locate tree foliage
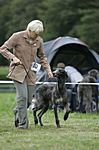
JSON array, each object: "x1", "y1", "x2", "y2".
[{"x1": 0, "y1": 0, "x2": 99, "y2": 66}]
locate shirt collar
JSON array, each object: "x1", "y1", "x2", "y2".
[{"x1": 23, "y1": 30, "x2": 39, "y2": 41}]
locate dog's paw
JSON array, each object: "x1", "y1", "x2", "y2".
[
  {"x1": 64, "y1": 111, "x2": 70, "y2": 121},
  {"x1": 34, "y1": 119, "x2": 38, "y2": 125}
]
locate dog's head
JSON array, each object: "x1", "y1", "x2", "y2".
[
  {"x1": 53, "y1": 68, "x2": 68, "y2": 80},
  {"x1": 88, "y1": 69, "x2": 98, "y2": 79}
]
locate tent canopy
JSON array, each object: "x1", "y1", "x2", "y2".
[{"x1": 37, "y1": 36, "x2": 99, "y2": 81}]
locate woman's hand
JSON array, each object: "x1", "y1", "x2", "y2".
[
  {"x1": 48, "y1": 71, "x2": 53, "y2": 78},
  {"x1": 12, "y1": 57, "x2": 22, "y2": 66}
]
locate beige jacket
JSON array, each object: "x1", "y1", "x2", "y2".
[{"x1": 0, "y1": 30, "x2": 51, "y2": 85}]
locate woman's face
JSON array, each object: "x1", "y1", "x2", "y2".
[{"x1": 28, "y1": 29, "x2": 39, "y2": 39}]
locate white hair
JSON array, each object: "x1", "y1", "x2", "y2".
[{"x1": 27, "y1": 20, "x2": 44, "y2": 34}]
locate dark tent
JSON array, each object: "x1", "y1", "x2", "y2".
[{"x1": 37, "y1": 36, "x2": 99, "y2": 81}]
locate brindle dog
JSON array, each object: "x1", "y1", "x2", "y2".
[{"x1": 32, "y1": 68, "x2": 70, "y2": 127}]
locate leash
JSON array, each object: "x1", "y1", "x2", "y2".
[
  {"x1": 22, "y1": 63, "x2": 36, "y2": 85},
  {"x1": 9, "y1": 63, "x2": 35, "y2": 84}
]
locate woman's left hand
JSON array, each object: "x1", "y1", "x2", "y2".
[{"x1": 48, "y1": 71, "x2": 53, "y2": 78}]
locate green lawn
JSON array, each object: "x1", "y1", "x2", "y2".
[
  {"x1": 0, "y1": 93, "x2": 99, "y2": 150},
  {"x1": 0, "y1": 66, "x2": 9, "y2": 80}
]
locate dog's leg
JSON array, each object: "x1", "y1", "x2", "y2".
[
  {"x1": 38, "y1": 104, "x2": 49, "y2": 126},
  {"x1": 64, "y1": 102, "x2": 70, "y2": 121},
  {"x1": 95, "y1": 86, "x2": 99, "y2": 113},
  {"x1": 33, "y1": 109, "x2": 38, "y2": 125},
  {"x1": 85, "y1": 100, "x2": 92, "y2": 113},
  {"x1": 32, "y1": 105, "x2": 43, "y2": 125},
  {"x1": 53, "y1": 104, "x2": 60, "y2": 128}
]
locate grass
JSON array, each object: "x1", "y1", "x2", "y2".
[
  {"x1": 0, "y1": 66, "x2": 9, "y2": 80},
  {"x1": 0, "y1": 66, "x2": 9, "y2": 75},
  {"x1": 0, "y1": 93, "x2": 99, "y2": 150}
]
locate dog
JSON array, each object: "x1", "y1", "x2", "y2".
[
  {"x1": 31, "y1": 68, "x2": 70, "y2": 127},
  {"x1": 77, "y1": 69, "x2": 99, "y2": 113}
]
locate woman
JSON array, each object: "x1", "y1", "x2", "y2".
[{"x1": 0, "y1": 20, "x2": 53, "y2": 129}]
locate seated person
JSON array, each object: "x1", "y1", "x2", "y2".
[
  {"x1": 65, "y1": 66, "x2": 83, "y2": 86},
  {"x1": 65, "y1": 65, "x2": 83, "y2": 112}
]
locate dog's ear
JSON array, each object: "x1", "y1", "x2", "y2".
[{"x1": 65, "y1": 71, "x2": 68, "y2": 78}]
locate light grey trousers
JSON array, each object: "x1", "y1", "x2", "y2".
[{"x1": 13, "y1": 79, "x2": 35, "y2": 129}]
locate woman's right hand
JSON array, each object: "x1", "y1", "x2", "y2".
[{"x1": 11, "y1": 57, "x2": 22, "y2": 66}]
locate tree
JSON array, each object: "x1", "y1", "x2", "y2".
[
  {"x1": 0, "y1": 0, "x2": 43, "y2": 65},
  {"x1": 0, "y1": 0, "x2": 99, "y2": 66},
  {"x1": 38, "y1": 0, "x2": 99, "y2": 52}
]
